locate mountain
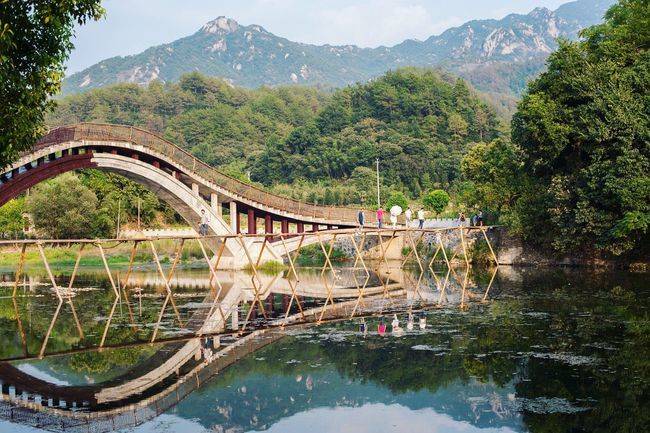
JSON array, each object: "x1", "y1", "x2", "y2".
[{"x1": 62, "y1": 0, "x2": 615, "y2": 111}]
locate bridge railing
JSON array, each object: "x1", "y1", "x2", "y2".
[{"x1": 35, "y1": 123, "x2": 363, "y2": 223}]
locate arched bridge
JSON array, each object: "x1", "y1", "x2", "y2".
[{"x1": 0, "y1": 123, "x2": 362, "y2": 267}]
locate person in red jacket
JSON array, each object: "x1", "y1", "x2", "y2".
[{"x1": 376, "y1": 207, "x2": 384, "y2": 229}]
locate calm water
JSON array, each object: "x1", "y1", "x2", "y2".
[{"x1": 0, "y1": 265, "x2": 647, "y2": 433}]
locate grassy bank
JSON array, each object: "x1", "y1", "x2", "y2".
[{"x1": 0, "y1": 239, "x2": 207, "y2": 269}]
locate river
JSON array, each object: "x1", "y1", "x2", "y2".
[{"x1": 0, "y1": 265, "x2": 646, "y2": 433}]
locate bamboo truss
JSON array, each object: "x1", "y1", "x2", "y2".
[{"x1": 1, "y1": 226, "x2": 499, "y2": 359}]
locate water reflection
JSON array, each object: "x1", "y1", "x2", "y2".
[{"x1": 0, "y1": 266, "x2": 647, "y2": 433}]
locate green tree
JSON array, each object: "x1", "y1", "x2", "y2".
[
  {"x1": 0, "y1": 0, "x2": 104, "y2": 167},
  {"x1": 511, "y1": 0, "x2": 649, "y2": 256},
  {"x1": 0, "y1": 197, "x2": 26, "y2": 237},
  {"x1": 385, "y1": 191, "x2": 409, "y2": 211},
  {"x1": 26, "y1": 173, "x2": 102, "y2": 239},
  {"x1": 423, "y1": 190, "x2": 450, "y2": 215},
  {"x1": 460, "y1": 139, "x2": 522, "y2": 226}
]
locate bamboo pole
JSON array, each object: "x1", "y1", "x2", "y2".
[
  {"x1": 37, "y1": 242, "x2": 62, "y2": 300},
  {"x1": 39, "y1": 300, "x2": 63, "y2": 358},
  {"x1": 12, "y1": 244, "x2": 27, "y2": 298},
  {"x1": 480, "y1": 227, "x2": 499, "y2": 266},
  {"x1": 97, "y1": 243, "x2": 119, "y2": 298},
  {"x1": 67, "y1": 244, "x2": 86, "y2": 291},
  {"x1": 148, "y1": 241, "x2": 182, "y2": 324}
]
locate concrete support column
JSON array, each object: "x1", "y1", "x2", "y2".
[
  {"x1": 247, "y1": 209, "x2": 256, "y2": 234},
  {"x1": 231, "y1": 305, "x2": 239, "y2": 330},
  {"x1": 211, "y1": 193, "x2": 221, "y2": 217},
  {"x1": 191, "y1": 183, "x2": 199, "y2": 196},
  {"x1": 229, "y1": 202, "x2": 238, "y2": 233},
  {"x1": 297, "y1": 222, "x2": 304, "y2": 233},
  {"x1": 264, "y1": 214, "x2": 273, "y2": 234}
]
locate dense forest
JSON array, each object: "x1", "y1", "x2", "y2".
[{"x1": 49, "y1": 67, "x2": 503, "y2": 206}]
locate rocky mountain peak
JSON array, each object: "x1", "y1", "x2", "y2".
[
  {"x1": 202, "y1": 16, "x2": 239, "y2": 35},
  {"x1": 528, "y1": 7, "x2": 554, "y2": 19}
]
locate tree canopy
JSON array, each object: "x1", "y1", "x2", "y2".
[
  {"x1": 0, "y1": 0, "x2": 104, "y2": 168},
  {"x1": 509, "y1": 0, "x2": 649, "y2": 256}
]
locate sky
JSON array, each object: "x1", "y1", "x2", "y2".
[{"x1": 65, "y1": 0, "x2": 570, "y2": 74}]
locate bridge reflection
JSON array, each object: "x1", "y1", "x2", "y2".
[{"x1": 0, "y1": 263, "x2": 498, "y2": 432}]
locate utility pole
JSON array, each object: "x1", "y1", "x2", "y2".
[
  {"x1": 137, "y1": 198, "x2": 141, "y2": 232},
  {"x1": 116, "y1": 198, "x2": 121, "y2": 239},
  {"x1": 375, "y1": 158, "x2": 381, "y2": 207}
]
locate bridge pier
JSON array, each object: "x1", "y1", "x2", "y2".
[
  {"x1": 229, "y1": 202, "x2": 238, "y2": 233},
  {"x1": 247, "y1": 209, "x2": 256, "y2": 234},
  {"x1": 264, "y1": 214, "x2": 273, "y2": 234},
  {"x1": 211, "y1": 193, "x2": 221, "y2": 217}
]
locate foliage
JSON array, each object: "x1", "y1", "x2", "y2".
[
  {"x1": 510, "y1": 0, "x2": 649, "y2": 256},
  {"x1": 460, "y1": 139, "x2": 523, "y2": 226},
  {"x1": 0, "y1": 0, "x2": 103, "y2": 167},
  {"x1": 0, "y1": 197, "x2": 26, "y2": 237},
  {"x1": 49, "y1": 68, "x2": 503, "y2": 208},
  {"x1": 423, "y1": 189, "x2": 450, "y2": 215},
  {"x1": 385, "y1": 191, "x2": 409, "y2": 211},
  {"x1": 252, "y1": 68, "x2": 502, "y2": 198},
  {"x1": 25, "y1": 172, "x2": 104, "y2": 239}
]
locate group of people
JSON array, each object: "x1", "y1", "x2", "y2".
[
  {"x1": 359, "y1": 313, "x2": 427, "y2": 336},
  {"x1": 357, "y1": 206, "x2": 427, "y2": 229},
  {"x1": 457, "y1": 210, "x2": 484, "y2": 227}
]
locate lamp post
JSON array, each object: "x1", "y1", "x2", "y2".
[{"x1": 375, "y1": 157, "x2": 381, "y2": 207}]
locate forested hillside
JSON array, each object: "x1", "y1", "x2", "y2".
[{"x1": 49, "y1": 68, "x2": 503, "y2": 206}]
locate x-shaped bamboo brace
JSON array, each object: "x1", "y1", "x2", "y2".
[
  {"x1": 280, "y1": 235, "x2": 305, "y2": 326},
  {"x1": 37, "y1": 242, "x2": 62, "y2": 301},
  {"x1": 437, "y1": 268, "x2": 451, "y2": 306},
  {"x1": 38, "y1": 299, "x2": 63, "y2": 358},
  {"x1": 149, "y1": 240, "x2": 185, "y2": 342},
  {"x1": 352, "y1": 231, "x2": 367, "y2": 270},
  {"x1": 401, "y1": 230, "x2": 426, "y2": 270},
  {"x1": 317, "y1": 233, "x2": 338, "y2": 323},
  {"x1": 236, "y1": 234, "x2": 268, "y2": 332},
  {"x1": 427, "y1": 232, "x2": 451, "y2": 273},
  {"x1": 197, "y1": 238, "x2": 229, "y2": 331}
]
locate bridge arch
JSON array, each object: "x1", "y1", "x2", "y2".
[{"x1": 0, "y1": 123, "x2": 362, "y2": 266}]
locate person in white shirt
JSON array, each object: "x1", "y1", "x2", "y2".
[
  {"x1": 199, "y1": 209, "x2": 210, "y2": 236},
  {"x1": 405, "y1": 207, "x2": 412, "y2": 228},
  {"x1": 417, "y1": 208, "x2": 425, "y2": 229}
]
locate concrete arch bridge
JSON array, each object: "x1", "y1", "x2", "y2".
[{"x1": 0, "y1": 123, "x2": 364, "y2": 268}]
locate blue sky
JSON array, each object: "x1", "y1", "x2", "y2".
[{"x1": 66, "y1": 0, "x2": 570, "y2": 74}]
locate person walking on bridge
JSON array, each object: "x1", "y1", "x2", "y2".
[
  {"x1": 405, "y1": 207, "x2": 412, "y2": 229},
  {"x1": 199, "y1": 209, "x2": 210, "y2": 236},
  {"x1": 417, "y1": 208, "x2": 425, "y2": 229},
  {"x1": 358, "y1": 209, "x2": 365, "y2": 228},
  {"x1": 376, "y1": 207, "x2": 384, "y2": 229}
]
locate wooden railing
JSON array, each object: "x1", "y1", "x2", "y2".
[{"x1": 34, "y1": 123, "x2": 364, "y2": 223}]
